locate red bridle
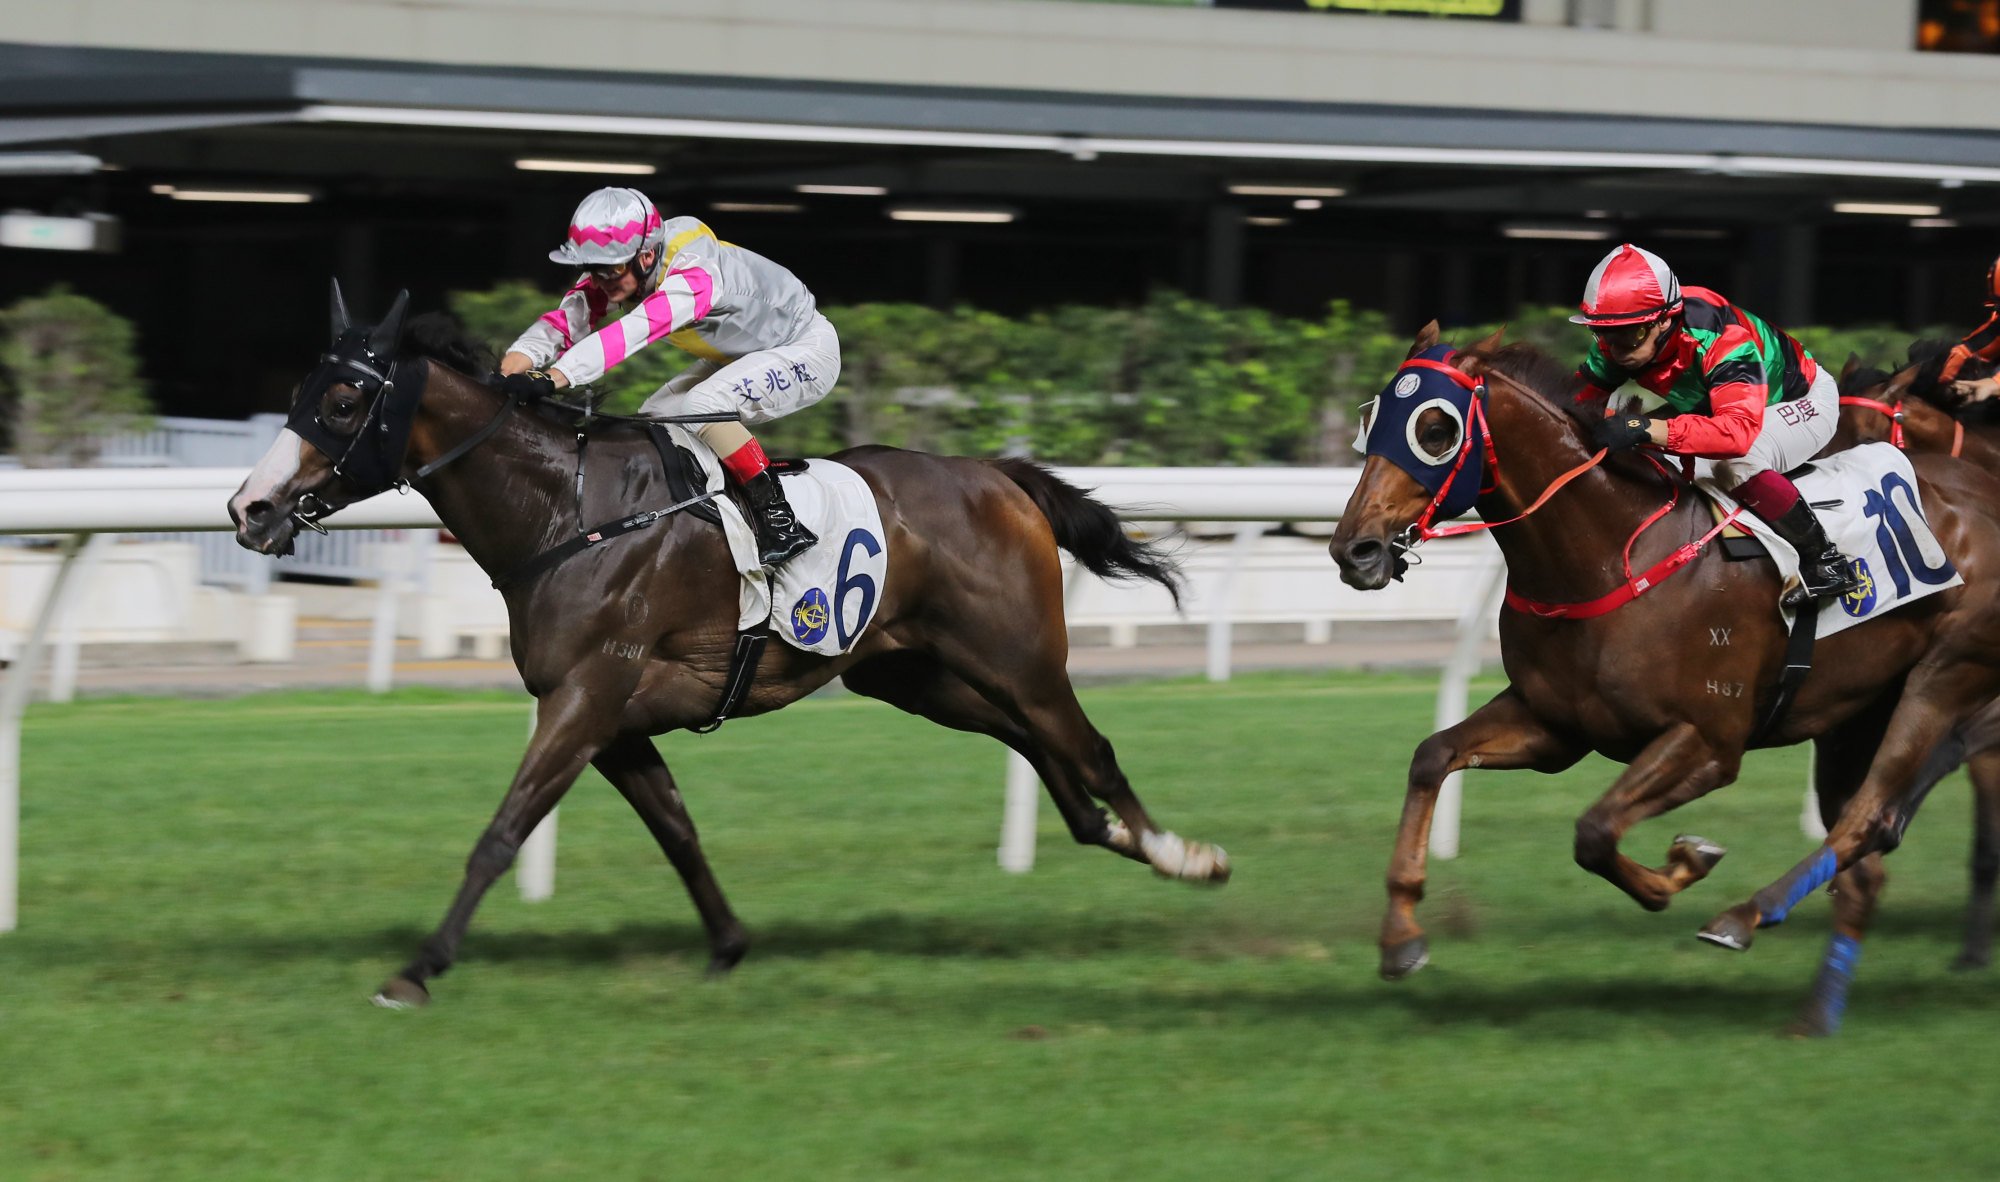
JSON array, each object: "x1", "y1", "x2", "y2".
[
  {"x1": 1838, "y1": 395, "x2": 1963, "y2": 458},
  {"x1": 1398, "y1": 369, "x2": 1741, "y2": 620}
]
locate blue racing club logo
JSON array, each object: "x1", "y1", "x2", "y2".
[
  {"x1": 1840, "y1": 558, "x2": 1877, "y2": 618},
  {"x1": 791, "y1": 587, "x2": 831, "y2": 644}
]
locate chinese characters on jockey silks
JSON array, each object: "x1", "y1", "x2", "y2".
[{"x1": 498, "y1": 186, "x2": 841, "y2": 569}]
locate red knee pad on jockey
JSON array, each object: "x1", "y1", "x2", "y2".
[
  {"x1": 1731, "y1": 469, "x2": 1801, "y2": 521},
  {"x1": 720, "y1": 438, "x2": 771, "y2": 485}
]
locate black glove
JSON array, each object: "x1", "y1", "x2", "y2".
[
  {"x1": 496, "y1": 369, "x2": 556, "y2": 402},
  {"x1": 1592, "y1": 413, "x2": 1655, "y2": 451}
]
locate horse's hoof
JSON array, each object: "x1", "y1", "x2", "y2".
[
  {"x1": 1142, "y1": 832, "x2": 1231, "y2": 885},
  {"x1": 1782, "y1": 1014, "x2": 1839, "y2": 1039},
  {"x1": 1950, "y1": 950, "x2": 1990, "y2": 973},
  {"x1": 705, "y1": 939, "x2": 749, "y2": 979},
  {"x1": 1669, "y1": 834, "x2": 1728, "y2": 877},
  {"x1": 1381, "y1": 937, "x2": 1430, "y2": 981},
  {"x1": 1696, "y1": 909, "x2": 1757, "y2": 951},
  {"x1": 371, "y1": 977, "x2": 430, "y2": 1009}
]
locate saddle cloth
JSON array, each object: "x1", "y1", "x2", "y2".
[
  {"x1": 1695, "y1": 441, "x2": 1962, "y2": 639},
  {"x1": 661, "y1": 424, "x2": 889, "y2": 656}
]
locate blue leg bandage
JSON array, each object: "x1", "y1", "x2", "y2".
[{"x1": 1763, "y1": 845, "x2": 1839, "y2": 926}]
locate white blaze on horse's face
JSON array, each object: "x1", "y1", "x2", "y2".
[{"x1": 230, "y1": 428, "x2": 308, "y2": 523}]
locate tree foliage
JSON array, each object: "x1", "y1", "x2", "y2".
[{"x1": 0, "y1": 286, "x2": 153, "y2": 467}]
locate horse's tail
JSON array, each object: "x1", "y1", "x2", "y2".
[{"x1": 987, "y1": 457, "x2": 1185, "y2": 609}]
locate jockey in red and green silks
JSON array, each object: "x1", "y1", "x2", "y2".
[{"x1": 1571, "y1": 243, "x2": 1862, "y2": 606}]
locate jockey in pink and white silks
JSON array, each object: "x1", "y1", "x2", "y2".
[{"x1": 498, "y1": 187, "x2": 838, "y2": 568}]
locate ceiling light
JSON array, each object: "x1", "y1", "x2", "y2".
[
  {"x1": 795, "y1": 184, "x2": 888, "y2": 196},
  {"x1": 1500, "y1": 222, "x2": 1613, "y2": 241},
  {"x1": 0, "y1": 212, "x2": 120, "y2": 252},
  {"x1": 1229, "y1": 184, "x2": 1348, "y2": 198},
  {"x1": 1912, "y1": 217, "x2": 1959, "y2": 228},
  {"x1": 159, "y1": 187, "x2": 314, "y2": 204},
  {"x1": 1245, "y1": 216, "x2": 1291, "y2": 227},
  {"x1": 0, "y1": 152, "x2": 102, "y2": 176},
  {"x1": 886, "y1": 207, "x2": 1017, "y2": 224},
  {"x1": 1832, "y1": 201, "x2": 1942, "y2": 216},
  {"x1": 1293, "y1": 198, "x2": 1323, "y2": 211},
  {"x1": 515, "y1": 158, "x2": 655, "y2": 175},
  {"x1": 711, "y1": 201, "x2": 805, "y2": 214}
]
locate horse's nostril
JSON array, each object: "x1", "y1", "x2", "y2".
[
  {"x1": 1346, "y1": 538, "x2": 1384, "y2": 567},
  {"x1": 244, "y1": 500, "x2": 273, "y2": 527}
]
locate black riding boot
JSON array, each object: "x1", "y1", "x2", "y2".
[
  {"x1": 742, "y1": 469, "x2": 817, "y2": 569},
  {"x1": 1767, "y1": 498, "x2": 1863, "y2": 608}
]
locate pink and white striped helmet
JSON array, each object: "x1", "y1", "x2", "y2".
[{"x1": 548, "y1": 187, "x2": 666, "y2": 267}]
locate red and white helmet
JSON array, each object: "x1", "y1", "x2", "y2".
[
  {"x1": 1571, "y1": 243, "x2": 1683, "y2": 327},
  {"x1": 548, "y1": 187, "x2": 666, "y2": 267}
]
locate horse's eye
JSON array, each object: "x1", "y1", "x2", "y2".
[{"x1": 1420, "y1": 420, "x2": 1458, "y2": 456}]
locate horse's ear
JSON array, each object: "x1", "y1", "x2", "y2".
[
  {"x1": 1841, "y1": 352, "x2": 1861, "y2": 382},
  {"x1": 330, "y1": 278, "x2": 351, "y2": 340},
  {"x1": 369, "y1": 289, "x2": 410, "y2": 356},
  {"x1": 1472, "y1": 325, "x2": 1506, "y2": 355},
  {"x1": 1408, "y1": 320, "x2": 1440, "y2": 358}
]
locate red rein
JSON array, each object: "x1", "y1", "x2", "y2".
[
  {"x1": 1839, "y1": 395, "x2": 1963, "y2": 458},
  {"x1": 1407, "y1": 383, "x2": 1738, "y2": 620}
]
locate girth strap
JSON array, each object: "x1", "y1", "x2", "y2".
[
  {"x1": 691, "y1": 621, "x2": 770, "y2": 734},
  {"x1": 1750, "y1": 597, "x2": 1819, "y2": 745}
]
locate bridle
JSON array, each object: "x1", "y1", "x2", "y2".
[
  {"x1": 1379, "y1": 363, "x2": 1740, "y2": 620},
  {"x1": 1839, "y1": 393, "x2": 1963, "y2": 458}
]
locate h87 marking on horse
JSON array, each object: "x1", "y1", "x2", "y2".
[{"x1": 228, "y1": 285, "x2": 1230, "y2": 1008}]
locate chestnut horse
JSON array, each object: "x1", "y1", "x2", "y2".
[
  {"x1": 1330, "y1": 323, "x2": 2000, "y2": 1035},
  {"x1": 229, "y1": 288, "x2": 1229, "y2": 1008},
  {"x1": 1833, "y1": 348, "x2": 2000, "y2": 970}
]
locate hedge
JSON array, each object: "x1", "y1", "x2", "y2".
[{"x1": 447, "y1": 281, "x2": 1956, "y2": 466}]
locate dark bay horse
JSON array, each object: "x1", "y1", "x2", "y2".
[
  {"x1": 1833, "y1": 350, "x2": 2000, "y2": 970},
  {"x1": 229, "y1": 289, "x2": 1229, "y2": 1008},
  {"x1": 1330, "y1": 323, "x2": 2000, "y2": 1035}
]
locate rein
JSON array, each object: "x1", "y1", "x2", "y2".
[
  {"x1": 1392, "y1": 369, "x2": 1739, "y2": 620},
  {"x1": 395, "y1": 377, "x2": 742, "y2": 591},
  {"x1": 1839, "y1": 394, "x2": 1963, "y2": 458}
]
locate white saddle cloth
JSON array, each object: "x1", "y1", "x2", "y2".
[
  {"x1": 663, "y1": 424, "x2": 889, "y2": 656},
  {"x1": 1695, "y1": 441, "x2": 1962, "y2": 639}
]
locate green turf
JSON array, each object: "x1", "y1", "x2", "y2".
[{"x1": 3, "y1": 672, "x2": 1996, "y2": 1180}]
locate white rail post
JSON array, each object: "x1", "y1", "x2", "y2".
[
  {"x1": 1430, "y1": 545, "x2": 1506, "y2": 861},
  {"x1": 1, "y1": 532, "x2": 93, "y2": 933},
  {"x1": 1206, "y1": 523, "x2": 1269, "y2": 683},
  {"x1": 1801, "y1": 748, "x2": 1827, "y2": 839},
  {"x1": 518, "y1": 701, "x2": 557, "y2": 901},
  {"x1": 998, "y1": 559, "x2": 1090, "y2": 872},
  {"x1": 47, "y1": 532, "x2": 110, "y2": 705}
]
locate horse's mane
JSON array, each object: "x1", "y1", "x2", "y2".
[
  {"x1": 399, "y1": 309, "x2": 656, "y2": 435},
  {"x1": 404, "y1": 311, "x2": 496, "y2": 380},
  {"x1": 1458, "y1": 341, "x2": 1595, "y2": 426},
  {"x1": 1842, "y1": 362, "x2": 1895, "y2": 396}
]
